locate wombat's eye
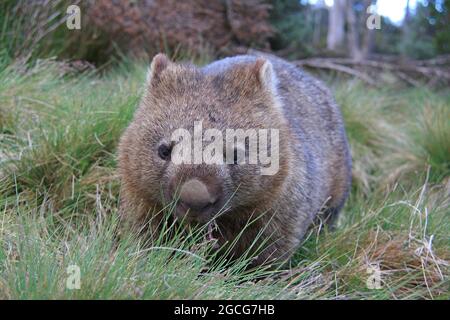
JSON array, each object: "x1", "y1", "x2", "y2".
[{"x1": 158, "y1": 143, "x2": 172, "y2": 160}]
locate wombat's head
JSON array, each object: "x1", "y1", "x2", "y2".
[{"x1": 118, "y1": 54, "x2": 290, "y2": 224}]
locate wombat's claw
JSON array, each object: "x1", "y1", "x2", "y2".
[{"x1": 206, "y1": 221, "x2": 220, "y2": 249}]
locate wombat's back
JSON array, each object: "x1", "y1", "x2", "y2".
[{"x1": 203, "y1": 53, "x2": 352, "y2": 222}]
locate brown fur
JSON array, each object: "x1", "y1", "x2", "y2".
[{"x1": 118, "y1": 52, "x2": 352, "y2": 266}]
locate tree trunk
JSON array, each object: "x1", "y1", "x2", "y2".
[
  {"x1": 313, "y1": 6, "x2": 323, "y2": 47},
  {"x1": 327, "y1": 0, "x2": 346, "y2": 52},
  {"x1": 361, "y1": 0, "x2": 377, "y2": 59},
  {"x1": 404, "y1": 0, "x2": 411, "y2": 25},
  {"x1": 346, "y1": 0, "x2": 362, "y2": 60}
]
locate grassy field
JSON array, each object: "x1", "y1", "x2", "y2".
[{"x1": 0, "y1": 58, "x2": 448, "y2": 299}]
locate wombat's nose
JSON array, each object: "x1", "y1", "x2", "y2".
[{"x1": 179, "y1": 178, "x2": 217, "y2": 211}]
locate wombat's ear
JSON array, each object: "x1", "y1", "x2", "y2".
[
  {"x1": 253, "y1": 58, "x2": 278, "y2": 95},
  {"x1": 146, "y1": 53, "x2": 171, "y2": 86}
]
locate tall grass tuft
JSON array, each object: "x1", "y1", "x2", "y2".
[
  {"x1": 412, "y1": 102, "x2": 450, "y2": 182},
  {"x1": 0, "y1": 62, "x2": 448, "y2": 299}
]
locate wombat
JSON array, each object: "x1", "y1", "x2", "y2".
[{"x1": 118, "y1": 52, "x2": 352, "y2": 266}]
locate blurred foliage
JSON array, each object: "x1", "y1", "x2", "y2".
[
  {"x1": 0, "y1": 0, "x2": 273, "y2": 67},
  {"x1": 0, "y1": 0, "x2": 106, "y2": 66},
  {"x1": 1, "y1": 0, "x2": 449, "y2": 66},
  {"x1": 269, "y1": 0, "x2": 450, "y2": 60},
  {"x1": 429, "y1": 0, "x2": 450, "y2": 53},
  {"x1": 397, "y1": 0, "x2": 450, "y2": 59},
  {"x1": 268, "y1": 0, "x2": 316, "y2": 57}
]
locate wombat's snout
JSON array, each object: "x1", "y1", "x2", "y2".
[
  {"x1": 174, "y1": 178, "x2": 222, "y2": 221},
  {"x1": 180, "y1": 179, "x2": 217, "y2": 209}
]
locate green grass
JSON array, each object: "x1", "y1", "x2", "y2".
[{"x1": 0, "y1": 60, "x2": 448, "y2": 299}]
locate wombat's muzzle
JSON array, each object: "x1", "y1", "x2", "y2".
[{"x1": 171, "y1": 177, "x2": 223, "y2": 223}]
